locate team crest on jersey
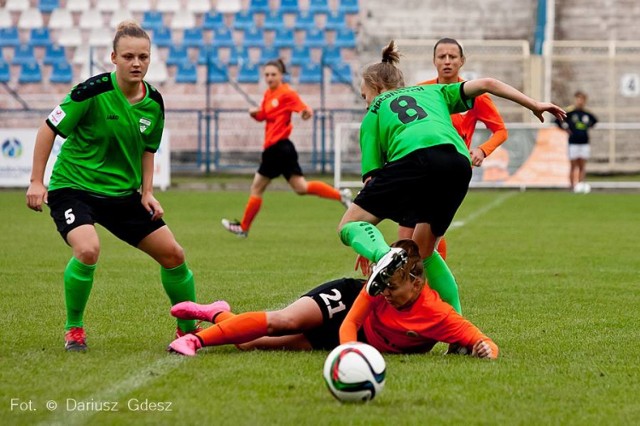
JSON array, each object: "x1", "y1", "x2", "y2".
[
  {"x1": 47, "y1": 105, "x2": 66, "y2": 127},
  {"x1": 271, "y1": 98, "x2": 279, "y2": 108},
  {"x1": 139, "y1": 117, "x2": 151, "y2": 133}
]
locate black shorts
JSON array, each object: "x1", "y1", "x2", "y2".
[
  {"x1": 257, "y1": 139, "x2": 304, "y2": 180},
  {"x1": 47, "y1": 188, "x2": 166, "y2": 246},
  {"x1": 302, "y1": 277, "x2": 368, "y2": 350},
  {"x1": 354, "y1": 144, "x2": 472, "y2": 237}
]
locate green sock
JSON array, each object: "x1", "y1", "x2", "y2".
[
  {"x1": 423, "y1": 251, "x2": 462, "y2": 314},
  {"x1": 64, "y1": 257, "x2": 96, "y2": 330},
  {"x1": 339, "y1": 221, "x2": 390, "y2": 262},
  {"x1": 161, "y1": 263, "x2": 197, "y2": 333}
]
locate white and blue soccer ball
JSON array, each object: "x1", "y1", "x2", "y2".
[
  {"x1": 574, "y1": 182, "x2": 592, "y2": 194},
  {"x1": 323, "y1": 342, "x2": 386, "y2": 403}
]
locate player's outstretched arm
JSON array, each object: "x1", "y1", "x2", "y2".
[
  {"x1": 471, "y1": 339, "x2": 499, "y2": 359},
  {"x1": 26, "y1": 123, "x2": 56, "y2": 212}
]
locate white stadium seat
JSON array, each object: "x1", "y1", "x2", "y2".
[
  {"x1": 48, "y1": 9, "x2": 74, "y2": 30},
  {"x1": 88, "y1": 27, "x2": 113, "y2": 47},
  {"x1": 216, "y1": 0, "x2": 242, "y2": 14},
  {"x1": 110, "y1": 9, "x2": 134, "y2": 29},
  {"x1": 57, "y1": 27, "x2": 83, "y2": 47},
  {"x1": 65, "y1": 0, "x2": 91, "y2": 12},
  {"x1": 17, "y1": 8, "x2": 44, "y2": 30},
  {"x1": 187, "y1": 0, "x2": 212, "y2": 14},
  {"x1": 79, "y1": 9, "x2": 105, "y2": 30},
  {"x1": 126, "y1": 0, "x2": 153, "y2": 13},
  {"x1": 157, "y1": 0, "x2": 181, "y2": 13},
  {"x1": 96, "y1": 0, "x2": 122, "y2": 13},
  {"x1": 171, "y1": 10, "x2": 196, "y2": 29},
  {"x1": 0, "y1": 9, "x2": 13, "y2": 28},
  {"x1": 6, "y1": 0, "x2": 30, "y2": 12}
]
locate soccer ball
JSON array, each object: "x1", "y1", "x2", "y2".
[
  {"x1": 323, "y1": 342, "x2": 386, "y2": 403},
  {"x1": 573, "y1": 182, "x2": 591, "y2": 194}
]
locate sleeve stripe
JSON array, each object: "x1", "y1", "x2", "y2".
[{"x1": 45, "y1": 119, "x2": 68, "y2": 139}]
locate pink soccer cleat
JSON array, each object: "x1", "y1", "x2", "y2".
[
  {"x1": 168, "y1": 334, "x2": 202, "y2": 356},
  {"x1": 171, "y1": 300, "x2": 231, "y2": 323}
]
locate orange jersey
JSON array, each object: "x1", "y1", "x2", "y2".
[
  {"x1": 419, "y1": 78, "x2": 507, "y2": 156},
  {"x1": 340, "y1": 285, "x2": 499, "y2": 357},
  {"x1": 252, "y1": 83, "x2": 310, "y2": 149}
]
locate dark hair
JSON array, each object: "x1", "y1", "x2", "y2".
[
  {"x1": 113, "y1": 20, "x2": 150, "y2": 52},
  {"x1": 390, "y1": 239, "x2": 424, "y2": 281},
  {"x1": 361, "y1": 40, "x2": 405, "y2": 93},
  {"x1": 433, "y1": 37, "x2": 464, "y2": 59},
  {"x1": 574, "y1": 90, "x2": 587, "y2": 98},
  {"x1": 265, "y1": 58, "x2": 287, "y2": 75}
]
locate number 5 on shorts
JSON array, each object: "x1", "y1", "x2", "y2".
[{"x1": 65, "y1": 208, "x2": 76, "y2": 224}]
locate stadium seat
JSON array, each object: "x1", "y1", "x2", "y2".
[
  {"x1": 96, "y1": 0, "x2": 120, "y2": 13},
  {"x1": 0, "y1": 9, "x2": 12, "y2": 28},
  {"x1": 88, "y1": 28, "x2": 112, "y2": 47},
  {"x1": 183, "y1": 27, "x2": 205, "y2": 48},
  {"x1": 330, "y1": 61, "x2": 351, "y2": 83},
  {"x1": 304, "y1": 28, "x2": 325, "y2": 48},
  {"x1": 298, "y1": 61, "x2": 322, "y2": 84},
  {"x1": 79, "y1": 10, "x2": 104, "y2": 30},
  {"x1": 186, "y1": 0, "x2": 211, "y2": 14},
  {"x1": 290, "y1": 46, "x2": 311, "y2": 66},
  {"x1": 213, "y1": 27, "x2": 235, "y2": 48},
  {"x1": 0, "y1": 58, "x2": 9, "y2": 83},
  {"x1": 237, "y1": 61, "x2": 260, "y2": 83},
  {"x1": 227, "y1": 46, "x2": 249, "y2": 66},
  {"x1": 216, "y1": 0, "x2": 242, "y2": 14},
  {"x1": 152, "y1": 26, "x2": 173, "y2": 47},
  {"x1": 249, "y1": 0, "x2": 270, "y2": 14},
  {"x1": 260, "y1": 46, "x2": 279, "y2": 63},
  {"x1": 6, "y1": 0, "x2": 30, "y2": 12},
  {"x1": 50, "y1": 60, "x2": 73, "y2": 84},
  {"x1": 207, "y1": 62, "x2": 230, "y2": 83},
  {"x1": 273, "y1": 28, "x2": 295, "y2": 49},
  {"x1": 334, "y1": 27, "x2": 356, "y2": 48},
  {"x1": 57, "y1": 27, "x2": 82, "y2": 47},
  {"x1": 12, "y1": 44, "x2": 36, "y2": 66},
  {"x1": 233, "y1": 10, "x2": 255, "y2": 31},
  {"x1": 279, "y1": 0, "x2": 299, "y2": 14},
  {"x1": 308, "y1": 0, "x2": 330, "y2": 14},
  {"x1": 325, "y1": 11, "x2": 347, "y2": 31},
  {"x1": 43, "y1": 44, "x2": 67, "y2": 65},
  {"x1": 157, "y1": 0, "x2": 181, "y2": 13},
  {"x1": 166, "y1": 45, "x2": 189, "y2": 66},
  {"x1": 48, "y1": 9, "x2": 73, "y2": 30},
  {"x1": 39, "y1": 0, "x2": 60, "y2": 14},
  {"x1": 338, "y1": 0, "x2": 359, "y2": 14},
  {"x1": 198, "y1": 45, "x2": 219, "y2": 65},
  {"x1": 18, "y1": 8, "x2": 44, "y2": 29},
  {"x1": 203, "y1": 11, "x2": 226, "y2": 31},
  {"x1": 65, "y1": 0, "x2": 90, "y2": 12},
  {"x1": 321, "y1": 45, "x2": 342, "y2": 65},
  {"x1": 171, "y1": 10, "x2": 196, "y2": 29},
  {"x1": 175, "y1": 61, "x2": 198, "y2": 84},
  {"x1": 18, "y1": 61, "x2": 42, "y2": 83},
  {"x1": 142, "y1": 11, "x2": 164, "y2": 32},
  {"x1": 29, "y1": 28, "x2": 53, "y2": 48},
  {"x1": 294, "y1": 11, "x2": 316, "y2": 31},
  {"x1": 0, "y1": 27, "x2": 20, "y2": 48},
  {"x1": 127, "y1": 0, "x2": 152, "y2": 13},
  {"x1": 145, "y1": 58, "x2": 168, "y2": 84},
  {"x1": 110, "y1": 9, "x2": 134, "y2": 29},
  {"x1": 263, "y1": 10, "x2": 284, "y2": 31},
  {"x1": 242, "y1": 27, "x2": 265, "y2": 48}
]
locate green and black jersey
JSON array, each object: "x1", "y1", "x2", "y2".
[
  {"x1": 46, "y1": 72, "x2": 165, "y2": 196},
  {"x1": 359, "y1": 83, "x2": 473, "y2": 179}
]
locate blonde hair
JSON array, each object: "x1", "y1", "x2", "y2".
[
  {"x1": 362, "y1": 40, "x2": 405, "y2": 94},
  {"x1": 112, "y1": 20, "x2": 150, "y2": 52}
]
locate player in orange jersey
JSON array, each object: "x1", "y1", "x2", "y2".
[
  {"x1": 168, "y1": 239, "x2": 498, "y2": 359},
  {"x1": 221, "y1": 59, "x2": 351, "y2": 238}
]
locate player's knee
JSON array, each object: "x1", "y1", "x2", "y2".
[
  {"x1": 74, "y1": 245, "x2": 100, "y2": 264},
  {"x1": 267, "y1": 311, "x2": 302, "y2": 334},
  {"x1": 162, "y1": 244, "x2": 186, "y2": 268},
  {"x1": 293, "y1": 187, "x2": 306, "y2": 195}
]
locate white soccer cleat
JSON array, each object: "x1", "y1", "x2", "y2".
[
  {"x1": 365, "y1": 248, "x2": 408, "y2": 296},
  {"x1": 221, "y1": 218, "x2": 248, "y2": 238},
  {"x1": 339, "y1": 188, "x2": 353, "y2": 209}
]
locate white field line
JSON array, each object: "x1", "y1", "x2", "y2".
[{"x1": 448, "y1": 192, "x2": 518, "y2": 231}]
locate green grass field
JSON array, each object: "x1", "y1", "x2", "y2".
[{"x1": 1, "y1": 186, "x2": 639, "y2": 425}]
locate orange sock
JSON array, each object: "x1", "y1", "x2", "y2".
[
  {"x1": 213, "y1": 311, "x2": 235, "y2": 324},
  {"x1": 196, "y1": 312, "x2": 268, "y2": 346},
  {"x1": 306, "y1": 181, "x2": 340, "y2": 200},
  {"x1": 240, "y1": 195, "x2": 262, "y2": 231},
  {"x1": 437, "y1": 238, "x2": 447, "y2": 260}
]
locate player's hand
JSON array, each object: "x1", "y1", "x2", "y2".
[
  {"x1": 301, "y1": 109, "x2": 313, "y2": 120},
  {"x1": 532, "y1": 102, "x2": 566, "y2": 123},
  {"x1": 142, "y1": 193, "x2": 164, "y2": 221},
  {"x1": 249, "y1": 108, "x2": 260, "y2": 118},
  {"x1": 26, "y1": 181, "x2": 47, "y2": 212},
  {"x1": 471, "y1": 340, "x2": 494, "y2": 359},
  {"x1": 470, "y1": 148, "x2": 487, "y2": 167},
  {"x1": 355, "y1": 255, "x2": 372, "y2": 276}
]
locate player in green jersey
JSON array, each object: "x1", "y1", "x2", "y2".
[
  {"x1": 25, "y1": 21, "x2": 200, "y2": 351},
  {"x1": 338, "y1": 40, "x2": 566, "y2": 299}
]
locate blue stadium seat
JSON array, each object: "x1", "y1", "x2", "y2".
[
  {"x1": 303, "y1": 28, "x2": 325, "y2": 48},
  {"x1": 12, "y1": 44, "x2": 37, "y2": 66},
  {"x1": 237, "y1": 61, "x2": 260, "y2": 83},
  {"x1": 0, "y1": 27, "x2": 20, "y2": 48},
  {"x1": 325, "y1": 11, "x2": 347, "y2": 30},
  {"x1": 39, "y1": 0, "x2": 60, "y2": 13},
  {"x1": 207, "y1": 62, "x2": 229, "y2": 83},
  {"x1": 338, "y1": 0, "x2": 359, "y2": 14},
  {"x1": 330, "y1": 61, "x2": 351, "y2": 83},
  {"x1": 43, "y1": 44, "x2": 67, "y2": 65},
  {"x1": 50, "y1": 60, "x2": 73, "y2": 84},
  {"x1": 334, "y1": 27, "x2": 356, "y2": 48},
  {"x1": 249, "y1": 0, "x2": 270, "y2": 14},
  {"x1": 152, "y1": 26, "x2": 173, "y2": 47},
  {"x1": 242, "y1": 27, "x2": 265, "y2": 48},
  {"x1": 263, "y1": 10, "x2": 284, "y2": 31},
  {"x1": 0, "y1": 59, "x2": 9, "y2": 83},
  {"x1": 18, "y1": 62, "x2": 42, "y2": 83},
  {"x1": 183, "y1": 27, "x2": 205, "y2": 48},
  {"x1": 294, "y1": 11, "x2": 315, "y2": 31},
  {"x1": 298, "y1": 61, "x2": 322, "y2": 84},
  {"x1": 233, "y1": 10, "x2": 254, "y2": 31},
  {"x1": 197, "y1": 45, "x2": 219, "y2": 65},
  {"x1": 166, "y1": 45, "x2": 189, "y2": 65},
  {"x1": 308, "y1": 0, "x2": 330, "y2": 14},
  {"x1": 202, "y1": 11, "x2": 225, "y2": 31},
  {"x1": 279, "y1": 0, "x2": 299, "y2": 14},
  {"x1": 273, "y1": 28, "x2": 295, "y2": 49},
  {"x1": 227, "y1": 46, "x2": 249, "y2": 66},
  {"x1": 213, "y1": 27, "x2": 235, "y2": 48},
  {"x1": 260, "y1": 46, "x2": 279, "y2": 63},
  {"x1": 321, "y1": 45, "x2": 342, "y2": 65},
  {"x1": 142, "y1": 11, "x2": 165, "y2": 32},
  {"x1": 29, "y1": 28, "x2": 52, "y2": 48},
  {"x1": 290, "y1": 46, "x2": 310, "y2": 66},
  {"x1": 175, "y1": 61, "x2": 198, "y2": 83}
]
